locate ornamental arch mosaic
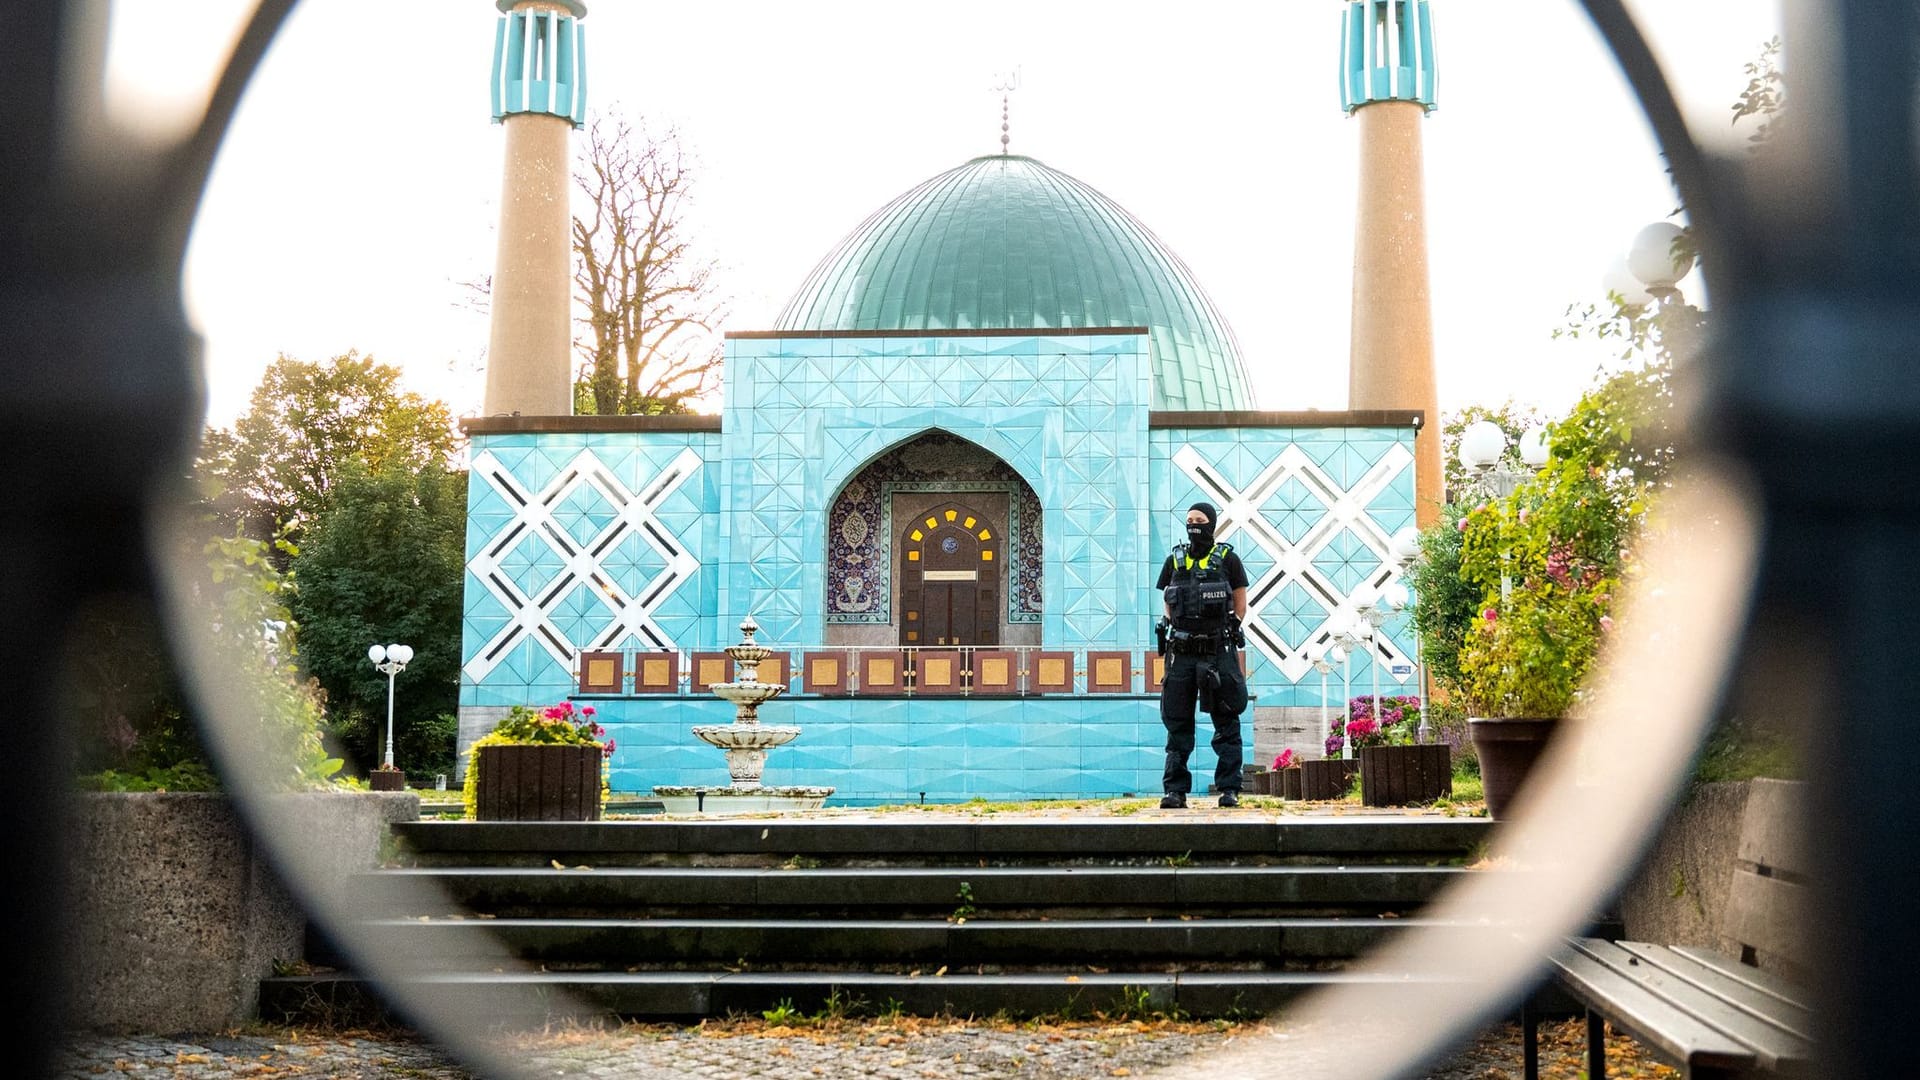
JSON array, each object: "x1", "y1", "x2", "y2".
[{"x1": 823, "y1": 430, "x2": 1042, "y2": 644}]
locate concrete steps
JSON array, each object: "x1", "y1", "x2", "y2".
[{"x1": 261, "y1": 815, "x2": 1492, "y2": 1023}]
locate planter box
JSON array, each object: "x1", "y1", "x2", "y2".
[
  {"x1": 1276, "y1": 767, "x2": 1303, "y2": 800},
  {"x1": 1298, "y1": 759, "x2": 1359, "y2": 801},
  {"x1": 1248, "y1": 770, "x2": 1272, "y2": 795},
  {"x1": 1468, "y1": 717, "x2": 1560, "y2": 820},
  {"x1": 475, "y1": 744, "x2": 603, "y2": 821},
  {"x1": 369, "y1": 768, "x2": 407, "y2": 792},
  {"x1": 1358, "y1": 744, "x2": 1453, "y2": 806}
]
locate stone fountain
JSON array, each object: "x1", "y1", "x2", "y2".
[{"x1": 652, "y1": 616, "x2": 833, "y2": 814}]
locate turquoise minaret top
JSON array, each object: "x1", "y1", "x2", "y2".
[
  {"x1": 490, "y1": 1, "x2": 589, "y2": 127},
  {"x1": 1340, "y1": 0, "x2": 1438, "y2": 113}
]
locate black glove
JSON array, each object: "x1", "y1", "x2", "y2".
[{"x1": 1228, "y1": 617, "x2": 1246, "y2": 649}]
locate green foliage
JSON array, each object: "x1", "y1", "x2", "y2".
[
  {"x1": 1693, "y1": 713, "x2": 1798, "y2": 783},
  {"x1": 1731, "y1": 36, "x2": 1786, "y2": 146},
  {"x1": 200, "y1": 529, "x2": 347, "y2": 790},
  {"x1": 76, "y1": 762, "x2": 220, "y2": 793},
  {"x1": 201, "y1": 351, "x2": 460, "y2": 539},
  {"x1": 760, "y1": 999, "x2": 803, "y2": 1025},
  {"x1": 1407, "y1": 502, "x2": 1475, "y2": 692},
  {"x1": 1437, "y1": 357, "x2": 1671, "y2": 719},
  {"x1": 286, "y1": 461, "x2": 466, "y2": 778}
]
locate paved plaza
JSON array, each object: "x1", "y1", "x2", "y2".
[{"x1": 55, "y1": 1015, "x2": 1673, "y2": 1079}]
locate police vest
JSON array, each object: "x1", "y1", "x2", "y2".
[{"x1": 1165, "y1": 542, "x2": 1235, "y2": 629}]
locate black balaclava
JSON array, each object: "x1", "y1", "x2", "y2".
[{"x1": 1186, "y1": 501, "x2": 1217, "y2": 552}]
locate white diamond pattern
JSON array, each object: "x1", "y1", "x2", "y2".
[
  {"x1": 464, "y1": 447, "x2": 702, "y2": 682},
  {"x1": 1173, "y1": 442, "x2": 1415, "y2": 681}
]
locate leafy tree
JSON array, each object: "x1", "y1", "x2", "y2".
[
  {"x1": 572, "y1": 111, "x2": 725, "y2": 415},
  {"x1": 204, "y1": 351, "x2": 460, "y2": 538},
  {"x1": 287, "y1": 461, "x2": 467, "y2": 779},
  {"x1": 74, "y1": 524, "x2": 343, "y2": 792}
]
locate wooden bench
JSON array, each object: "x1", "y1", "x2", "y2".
[{"x1": 1524, "y1": 779, "x2": 1813, "y2": 1079}]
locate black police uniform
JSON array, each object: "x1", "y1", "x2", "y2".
[{"x1": 1155, "y1": 541, "x2": 1250, "y2": 800}]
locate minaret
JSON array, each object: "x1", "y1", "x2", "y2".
[
  {"x1": 1342, "y1": 0, "x2": 1441, "y2": 524},
  {"x1": 484, "y1": 0, "x2": 588, "y2": 416}
]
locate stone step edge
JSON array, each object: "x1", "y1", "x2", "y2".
[{"x1": 259, "y1": 968, "x2": 1471, "y2": 1023}]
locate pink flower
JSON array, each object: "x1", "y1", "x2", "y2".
[
  {"x1": 1273, "y1": 749, "x2": 1297, "y2": 770},
  {"x1": 1457, "y1": 517, "x2": 1469, "y2": 533},
  {"x1": 602, "y1": 738, "x2": 617, "y2": 758},
  {"x1": 1599, "y1": 616, "x2": 1614, "y2": 632},
  {"x1": 1483, "y1": 608, "x2": 1498, "y2": 622},
  {"x1": 581, "y1": 705, "x2": 596, "y2": 717}
]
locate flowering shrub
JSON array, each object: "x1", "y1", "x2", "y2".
[
  {"x1": 462, "y1": 700, "x2": 612, "y2": 818},
  {"x1": 1324, "y1": 695, "x2": 1423, "y2": 756},
  {"x1": 485, "y1": 701, "x2": 613, "y2": 755},
  {"x1": 1421, "y1": 361, "x2": 1664, "y2": 720},
  {"x1": 1272, "y1": 748, "x2": 1298, "y2": 771}
]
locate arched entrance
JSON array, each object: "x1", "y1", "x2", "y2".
[
  {"x1": 900, "y1": 503, "x2": 999, "y2": 646},
  {"x1": 823, "y1": 430, "x2": 1041, "y2": 648}
]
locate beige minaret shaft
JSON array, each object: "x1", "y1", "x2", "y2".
[
  {"x1": 484, "y1": 109, "x2": 575, "y2": 416},
  {"x1": 1349, "y1": 99, "x2": 1440, "y2": 525}
]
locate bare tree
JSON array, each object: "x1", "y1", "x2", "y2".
[{"x1": 572, "y1": 112, "x2": 725, "y2": 415}]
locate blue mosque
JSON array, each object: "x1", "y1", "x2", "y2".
[{"x1": 460, "y1": 0, "x2": 1441, "y2": 802}]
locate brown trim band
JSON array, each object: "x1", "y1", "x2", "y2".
[
  {"x1": 1150, "y1": 409, "x2": 1424, "y2": 429},
  {"x1": 462, "y1": 414, "x2": 723, "y2": 435}
]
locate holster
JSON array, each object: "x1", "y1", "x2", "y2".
[{"x1": 1198, "y1": 663, "x2": 1221, "y2": 711}]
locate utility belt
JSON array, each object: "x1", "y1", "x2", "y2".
[{"x1": 1165, "y1": 628, "x2": 1229, "y2": 655}]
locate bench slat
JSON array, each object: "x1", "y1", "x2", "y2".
[
  {"x1": 1736, "y1": 778, "x2": 1809, "y2": 876},
  {"x1": 1596, "y1": 941, "x2": 1815, "y2": 1069},
  {"x1": 1724, "y1": 868, "x2": 1808, "y2": 968},
  {"x1": 1670, "y1": 945, "x2": 1810, "y2": 1014},
  {"x1": 1616, "y1": 942, "x2": 1812, "y2": 1041},
  {"x1": 1552, "y1": 943, "x2": 1755, "y2": 1071}
]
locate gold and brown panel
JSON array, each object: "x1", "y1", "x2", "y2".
[
  {"x1": 802, "y1": 650, "x2": 850, "y2": 695},
  {"x1": 971, "y1": 650, "x2": 1018, "y2": 695},
  {"x1": 631, "y1": 651, "x2": 680, "y2": 694},
  {"x1": 913, "y1": 650, "x2": 966, "y2": 695},
  {"x1": 859, "y1": 650, "x2": 908, "y2": 695},
  {"x1": 1145, "y1": 652, "x2": 1167, "y2": 693},
  {"x1": 1087, "y1": 651, "x2": 1133, "y2": 694},
  {"x1": 577, "y1": 650, "x2": 623, "y2": 695},
  {"x1": 1030, "y1": 650, "x2": 1074, "y2": 694},
  {"x1": 689, "y1": 652, "x2": 734, "y2": 693},
  {"x1": 748, "y1": 652, "x2": 792, "y2": 692}
]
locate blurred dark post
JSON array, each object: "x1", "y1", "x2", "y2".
[{"x1": 0, "y1": 3, "x2": 292, "y2": 1072}]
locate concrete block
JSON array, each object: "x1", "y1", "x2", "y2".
[{"x1": 66, "y1": 791, "x2": 416, "y2": 1033}]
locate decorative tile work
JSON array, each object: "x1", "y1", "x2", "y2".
[
  {"x1": 464, "y1": 443, "x2": 704, "y2": 685},
  {"x1": 1154, "y1": 428, "x2": 1418, "y2": 695},
  {"x1": 824, "y1": 432, "x2": 1042, "y2": 625}
]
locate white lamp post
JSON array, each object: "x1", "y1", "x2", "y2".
[
  {"x1": 1329, "y1": 614, "x2": 1363, "y2": 759},
  {"x1": 1389, "y1": 527, "x2": 1427, "y2": 737},
  {"x1": 1377, "y1": 579, "x2": 1419, "y2": 743},
  {"x1": 1358, "y1": 594, "x2": 1397, "y2": 746},
  {"x1": 367, "y1": 643, "x2": 415, "y2": 770},
  {"x1": 1457, "y1": 421, "x2": 1550, "y2": 604},
  {"x1": 1312, "y1": 646, "x2": 1342, "y2": 756}
]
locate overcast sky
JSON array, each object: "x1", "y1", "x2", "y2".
[{"x1": 108, "y1": 1, "x2": 1781, "y2": 427}]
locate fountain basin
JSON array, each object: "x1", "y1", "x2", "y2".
[{"x1": 651, "y1": 785, "x2": 834, "y2": 815}]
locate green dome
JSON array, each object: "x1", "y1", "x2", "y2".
[{"x1": 775, "y1": 155, "x2": 1253, "y2": 411}]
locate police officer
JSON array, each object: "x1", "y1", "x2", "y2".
[{"x1": 1154, "y1": 501, "x2": 1249, "y2": 809}]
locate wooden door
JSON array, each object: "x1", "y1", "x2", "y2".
[{"x1": 900, "y1": 503, "x2": 999, "y2": 646}]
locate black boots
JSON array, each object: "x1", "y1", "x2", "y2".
[{"x1": 1159, "y1": 793, "x2": 1186, "y2": 809}]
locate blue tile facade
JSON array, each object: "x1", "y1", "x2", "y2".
[{"x1": 459, "y1": 330, "x2": 1420, "y2": 801}]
